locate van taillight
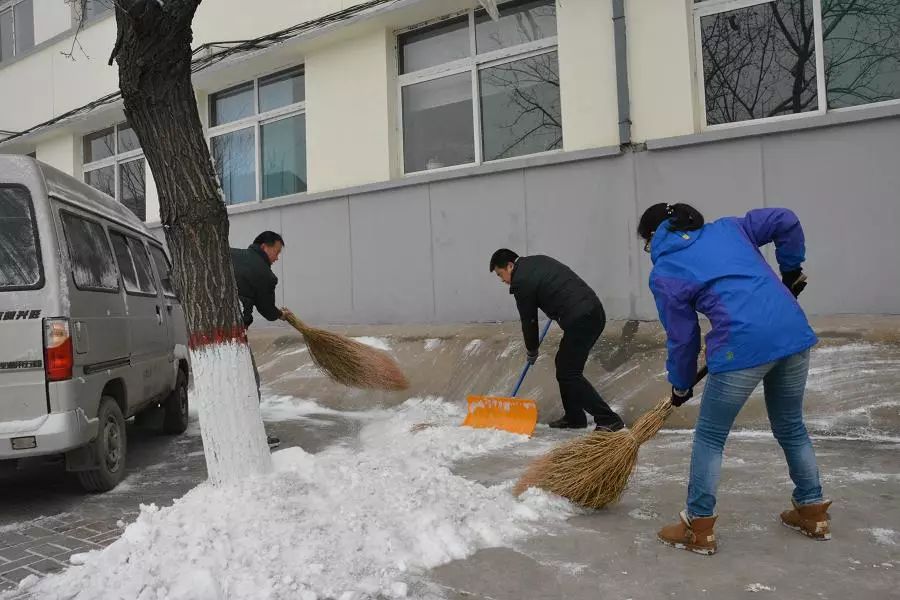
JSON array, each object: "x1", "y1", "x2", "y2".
[{"x1": 44, "y1": 318, "x2": 73, "y2": 382}]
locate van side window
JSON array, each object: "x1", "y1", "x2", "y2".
[
  {"x1": 127, "y1": 237, "x2": 157, "y2": 295},
  {"x1": 148, "y1": 244, "x2": 177, "y2": 298},
  {"x1": 60, "y1": 212, "x2": 119, "y2": 291},
  {"x1": 0, "y1": 185, "x2": 43, "y2": 290},
  {"x1": 110, "y1": 232, "x2": 139, "y2": 292}
]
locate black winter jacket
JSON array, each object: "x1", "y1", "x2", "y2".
[
  {"x1": 231, "y1": 244, "x2": 280, "y2": 327},
  {"x1": 510, "y1": 255, "x2": 603, "y2": 351}
]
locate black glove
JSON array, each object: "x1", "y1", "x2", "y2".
[
  {"x1": 781, "y1": 269, "x2": 807, "y2": 296},
  {"x1": 670, "y1": 386, "x2": 693, "y2": 407},
  {"x1": 526, "y1": 349, "x2": 539, "y2": 365}
]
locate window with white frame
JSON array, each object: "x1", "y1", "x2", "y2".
[
  {"x1": 398, "y1": 0, "x2": 561, "y2": 174},
  {"x1": 207, "y1": 66, "x2": 307, "y2": 205},
  {"x1": 82, "y1": 123, "x2": 147, "y2": 221},
  {"x1": 0, "y1": 0, "x2": 34, "y2": 63},
  {"x1": 694, "y1": 0, "x2": 900, "y2": 128}
]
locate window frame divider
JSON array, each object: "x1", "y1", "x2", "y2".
[{"x1": 470, "y1": 10, "x2": 483, "y2": 166}]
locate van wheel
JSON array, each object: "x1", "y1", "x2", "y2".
[
  {"x1": 77, "y1": 397, "x2": 127, "y2": 493},
  {"x1": 163, "y1": 370, "x2": 189, "y2": 435}
]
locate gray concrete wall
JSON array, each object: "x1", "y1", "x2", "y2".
[{"x1": 152, "y1": 114, "x2": 900, "y2": 324}]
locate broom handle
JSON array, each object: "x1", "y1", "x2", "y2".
[
  {"x1": 691, "y1": 277, "x2": 805, "y2": 387},
  {"x1": 511, "y1": 319, "x2": 553, "y2": 397}
]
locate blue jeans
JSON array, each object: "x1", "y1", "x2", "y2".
[{"x1": 687, "y1": 350, "x2": 823, "y2": 518}]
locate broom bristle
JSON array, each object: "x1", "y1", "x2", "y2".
[
  {"x1": 286, "y1": 315, "x2": 409, "y2": 391},
  {"x1": 514, "y1": 397, "x2": 674, "y2": 509}
]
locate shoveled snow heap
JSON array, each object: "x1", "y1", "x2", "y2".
[{"x1": 18, "y1": 398, "x2": 571, "y2": 600}]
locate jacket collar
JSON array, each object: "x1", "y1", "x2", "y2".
[
  {"x1": 650, "y1": 220, "x2": 701, "y2": 263},
  {"x1": 508, "y1": 256, "x2": 522, "y2": 293},
  {"x1": 249, "y1": 244, "x2": 272, "y2": 266}
]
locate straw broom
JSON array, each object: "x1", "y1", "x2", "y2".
[
  {"x1": 515, "y1": 278, "x2": 806, "y2": 508},
  {"x1": 512, "y1": 394, "x2": 679, "y2": 509},
  {"x1": 284, "y1": 312, "x2": 409, "y2": 391}
]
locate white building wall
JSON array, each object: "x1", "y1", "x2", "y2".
[
  {"x1": 35, "y1": 132, "x2": 77, "y2": 174},
  {"x1": 305, "y1": 28, "x2": 398, "y2": 192},
  {"x1": 34, "y1": 1, "x2": 71, "y2": 45},
  {"x1": 0, "y1": 51, "x2": 55, "y2": 134},
  {"x1": 626, "y1": 0, "x2": 696, "y2": 141},
  {"x1": 557, "y1": 0, "x2": 619, "y2": 150},
  {"x1": 4, "y1": 0, "x2": 710, "y2": 203}
]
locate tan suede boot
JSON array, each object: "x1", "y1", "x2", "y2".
[
  {"x1": 657, "y1": 511, "x2": 718, "y2": 555},
  {"x1": 780, "y1": 499, "x2": 832, "y2": 540}
]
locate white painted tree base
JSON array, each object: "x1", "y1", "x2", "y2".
[{"x1": 191, "y1": 342, "x2": 273, "y2": 484}]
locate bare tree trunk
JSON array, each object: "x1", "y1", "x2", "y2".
[{"x1": 111, "y1": 0, "x2": 272, "y2": 483}]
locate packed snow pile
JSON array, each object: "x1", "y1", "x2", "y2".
[{"x1": 17, "y1": 398, "x2": 571, "y2": 600}]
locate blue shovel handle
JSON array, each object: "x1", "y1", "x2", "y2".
[{"x1": 510, "y1": 320, "x2": 553, "y2": 398}]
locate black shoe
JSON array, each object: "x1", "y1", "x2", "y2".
[
  {"x1": 594, "y1": 420, "x2": 625, "y2": 433},
  {"x1": 267, "y1": 435, "x2": 281, "y2": 449},
  {"x1": 548, "y1": 417, "x2": 588, "y2": 429}
]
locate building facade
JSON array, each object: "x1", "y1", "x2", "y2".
[{"x1": 1, "y1": 0, "x2": 899, "y2": 323}]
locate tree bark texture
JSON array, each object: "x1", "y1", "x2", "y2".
[
  {"x1": 113, "y1": 0, "x2": 244, "y2": 349},
  {"x1": 111, "y1": 1, "x2": 273, "y2": 482}
]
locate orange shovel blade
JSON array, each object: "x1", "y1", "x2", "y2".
[{"x1": 463, "y1": 395, "x2": 538, "y2": 436}]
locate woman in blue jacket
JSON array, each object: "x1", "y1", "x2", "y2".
[{"x1": 638, "y1": 203, "x2": 830, "y2": 556}]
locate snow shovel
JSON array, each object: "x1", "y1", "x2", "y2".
[{"x1": 462, "y1": 320, "x2": 553, "y2": 436}]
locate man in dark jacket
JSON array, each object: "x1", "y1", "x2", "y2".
[
  {"x1": 490, "y1": 249, "x2": 624, "y2": 431},
  {"x1": 231, "y1": 231, "x2": 287, "y2": 330},
  {"x1": 231, "y1": 231, "x2": 291, "y2": 448}
]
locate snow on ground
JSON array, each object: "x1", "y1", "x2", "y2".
[
  {"x1": 462, "y1": 339, "x2": 483, "y2": 357},
  {"x1": 864, "y1": 528, "x2": 899, "y2": 546},
  {"x1": 423, "y1": 338, "x2": 442, "y2": 352},
  {"x1": 745, "y1": 583, "x2": 776, "y2": 592},
  {"x1": 352, "y1": 337, "x2": 392, "y2": 352},
  {"x1": 13, "y1": 398, "x2": 571, "y2": 600},
  {"x1": 259, "y1": 395, "x2": 372, "y2": 421}
]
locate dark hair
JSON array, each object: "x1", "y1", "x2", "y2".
[
  {"x1": 637, "y1": 203, "x2": 705, "y2": 241},
  {"x1": 489, "y1": 248, "x2": 519, "y2": 272},
  {"x1": 253, "y1": 231, "x2": 285, "y2": 247}
]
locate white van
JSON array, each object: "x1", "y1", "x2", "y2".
[{"x1": 0, "y1": 155, "x2": 190, "y2": 492}]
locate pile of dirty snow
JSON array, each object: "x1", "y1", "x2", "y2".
[{"x1": 15, "y1": 398, "x2": 571, "y2": 600}]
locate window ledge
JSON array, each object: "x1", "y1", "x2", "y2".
[
  {"x1": 647, "y1": 102, "x2": 900, "y2": 151},
  {"x1": 144, "y1": 144, "x2": 622, "y2": 227}
]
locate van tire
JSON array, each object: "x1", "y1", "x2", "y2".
[
  {"x1": 163, "y1": 370, "x2": 189, "y2": 435},
  {"x1": 77, "y1": 396, "x2": 127, "y2": 493}
]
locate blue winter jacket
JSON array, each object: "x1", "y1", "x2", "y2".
[{"x1": 649, "y1": 208, "x2": 818, "y2": 390}]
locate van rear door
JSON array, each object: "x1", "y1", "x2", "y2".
[{"x1": 0, "y1": 185, "x2": 49, "y2": 423}]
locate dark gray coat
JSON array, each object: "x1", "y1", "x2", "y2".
[
  {"x1": 231, "y1": 245, "x2": 280, "y2": 327},
  {"x1": 510, "y1": 255, "x2": 603, "y2": 351}
]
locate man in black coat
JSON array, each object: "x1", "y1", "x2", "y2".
[
  {"x1": 231, "y1": 231, "x2": 288, "y2": 331},
  {"x1": 231, "y1": 231, "x2": 291, "y2": 448},
  {"x1": 490, "y1": 249, "x2": 624, "y2": 431}
]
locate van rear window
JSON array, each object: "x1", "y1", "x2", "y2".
[{"x1": 0, "y1": 186, "x2": 43, "y2": 290}]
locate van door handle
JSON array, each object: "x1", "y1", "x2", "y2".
[{"x1": 155, "y1": 305, "x2": 163, "y2": 325}]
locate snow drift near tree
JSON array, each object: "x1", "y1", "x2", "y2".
[{"x1": 16, "y1": 398, "x2": 572, "y2": 600}]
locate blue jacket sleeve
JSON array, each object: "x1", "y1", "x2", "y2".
[
  {"x1": 738, "y1": 208, "x2": 806, "y2": 272},
  {"x1": 650, "y1": 273, "x2": 701, "y2": 391}
]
